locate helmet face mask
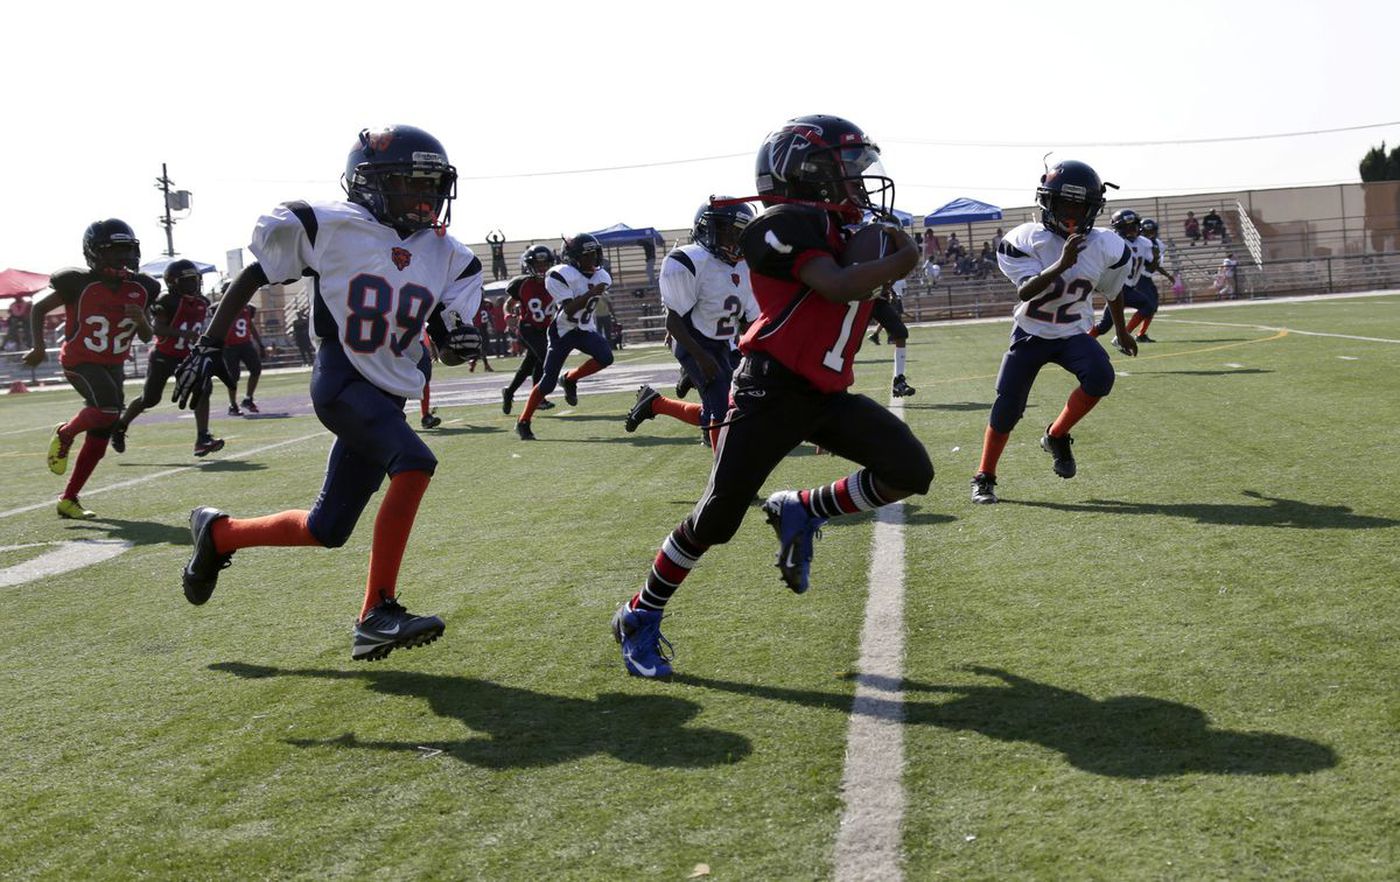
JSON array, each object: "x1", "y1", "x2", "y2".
[
  {"x1": 1036, "y1": 161, "x2": 1108, "y2": 237},
  {"x1": 83, "y1": 219, "x2": 141, "y2": 279},
  {"x1": 756, "y1": 116, "x2": 896, "y2": 220},
  {"x1": 693, "y1": 199, "x2": 755, "y2": 265},
  {"x1": 561, "y1": 234, "x2": 603, "y2": 274},
  {"x1": 520, "y1": 244, "x2": 556, "y2": 277},
  {"x1": 1140, "y1": 218, "x2": 1159, "y2": 238},
  {"x1": 163, "y1": 259, "x2": 203, "y2": 296},
  {"x1": 1110, "y1": 209, "x2": 1140, "y2": 240},
  {"x1": 343, "y1": 126, "x2": 457, "y2": 233}
]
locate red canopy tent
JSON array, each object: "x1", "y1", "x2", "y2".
[{"x1": 0, "y1": 268, "x2": 51, "y2": 300}]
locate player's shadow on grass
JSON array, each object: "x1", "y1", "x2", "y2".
[
  {"x1": 210, "y1": 662, "x2": 750, "y2": 769},
  {"x1": 1135, "y1": 368, "x2": 1273, "y2": 377},
  {"x1": 117, "y1": 460, "x2": 268, "y2": 472},
  {"x1": 673, "y1": 666, "x2": 1336, "y2": 778},
  {"x1": 1009, "y1": 490, "x2": 1397, "y2": 530},
  {"x1": 62, "y1": 517, "x2": 191, "y2": 545},
  {"x1": 903, "y1": 401, "x2": 994, "y2": 412},
  {"x1": 425, "y1": 425, "x2": 503, "y2": 435}
]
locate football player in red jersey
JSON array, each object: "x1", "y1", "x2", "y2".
[
  {"x1": 23, "y1": 219, "x2": 157, "y2": 519},
  {"x1": 610, "y1": 115, "x2": 932, "y2": 678},
  {"x1": 110, "y1": 259, "x2": 226, "y2": 457},
  {"x1": 500, "y1": 245, "x2": 557, "y2": 414},
  {"x1": 221, "y1": 298, "x2": 263, "y2": 414}
]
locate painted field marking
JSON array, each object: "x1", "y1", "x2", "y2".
[
  {"x1": 0, "y1": 539, "x2": 133, "y2": 588},
  {"x1": 1158, "y1": 317, "x2": 1400, "y2": 344},
  {"x1": 835, "y1": 395, "x2": 907, "y2": 882}
]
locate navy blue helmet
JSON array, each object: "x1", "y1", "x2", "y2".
[
  {"x1": 693, "y1": 199, "x2": 756, "y2": 264},
  {"x1": 343, "y1": 125, "x2": 457, "y2": 232},
  {"x1": 561, "y1": 233, "x2": 604, "y2": 273},
  {"x1": 1110, "y1": 208, "x2": 1141, "y2": 239},
  {"x1": 1036, "y1": 160, "x2": 1110, "y2": 236}
]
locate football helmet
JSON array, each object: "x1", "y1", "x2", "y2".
[
  {"x1": 755, "y1": 115, "x2": 894, "y2": 220},
  {"x1": 693, "y1": 199, "x2": 755, "y2": 265},
  {"x1": 83, "y1": 219, "x2": 141, "y2": 279},
  {"x1": 343, "y1": 125, "x2": 457, "y2": 232},
  {"x1": 519, "y1": 244, "x2": 557, "y2": 277},
  {"x1": 561, "y1": 233, "x2": 604, "y2": 274},
  {"x1": 1140, "y1": 218, "x2": 1160, "y2": 238},
  {"x1": 1036, "y1": 160, "x2": 1110, "y2": 237},
  {"x1": 163, "y1": 258, "x2": 203, "y2": 296},
  {"x1": 1110, "y1": 208, "x2": 1141, "y2": 240}
]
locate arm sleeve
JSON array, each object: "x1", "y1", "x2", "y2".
[
  {"x1": 438, "y1": 247, "x2": 484, "y2": 327},
  {"x1": 249, "y1": 202, "x2": 318, "y2": 285},
  {"x1": 741, "y1": 208, "x2": 831, "y2": 281},
  {"x1": 996, "y1": 235, "x2": 1045, "y2": 286},
  {"x1": 658, "y1": 251, "x2": 699, "y2": 313},
  {"x1": 1096, "y1": 240, "x2": 1133, "y2": 297}
]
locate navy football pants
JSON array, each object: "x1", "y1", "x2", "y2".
[{"x1": 989, "y1": 326, "x2": 1115, "y2": 434}]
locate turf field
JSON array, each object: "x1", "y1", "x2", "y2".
[{"x1": 1, "y1": 293, "x2": 1396, "y2": 880}]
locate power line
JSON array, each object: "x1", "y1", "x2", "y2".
[{"x1": 885, "y1": 120, "x2": 1400, "y2": 149}]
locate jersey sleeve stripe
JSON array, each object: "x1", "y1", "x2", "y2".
[
  {"x1": 547, "y1": 269, "x2": 568, "y2": 286},
  {"x1": 997, "y1": 240, "x2": 1028, "y2": 258},
  {"x1": 283, "y1": 200, "x2": 319, "y2": 247},
  {"x1": 456, "y1": 255, "x2": 483, "y2": 280},
  {"x1": 667, "y1": 250, "x2": 697, "y2": 275},
  {"x1": 1110, "y1": 243, "x2": 1131, "y2": 269}
]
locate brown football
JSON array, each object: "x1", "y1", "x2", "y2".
[{"x1": 840, "y1": 223, "x2": 894, "y2": 266}]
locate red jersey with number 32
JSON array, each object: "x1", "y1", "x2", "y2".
[
  {"x1": 154, "y1": 292, "x2": 211, "y2": 358},
  {"x1": 50, "y1": 268, "x2": 158, "y2": 367},
  {"x1": 738, "y1": 204, "x2": 872, "y2": 393},
  {"x1": 224, "y1": 304, "x2": 256, "y2": 345}
]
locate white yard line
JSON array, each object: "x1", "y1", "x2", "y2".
[
  {"x1": 834, "y1": 396, "x2": 908, "y2": 882},
  {"x1": 0, "y1": 430, "x2": 327, "y2": 520},
  {"x1": 1157, "y1": 317, "x2": 1400, "y2": 344},
  {"x1": 0, "y1": 539, "x2": 133, "y2": 588}
]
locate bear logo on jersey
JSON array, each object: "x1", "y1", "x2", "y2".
[
  {"x1": 731, "y1": 272, "x2": 741, "y2": 286},
  {"x1": 391, "y1": 247, "x2": 412, "y2": 270}
]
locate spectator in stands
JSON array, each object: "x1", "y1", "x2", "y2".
[
  {"x1": 992, "y1": 227, "x2": 1005, "y2": 253},
  {"x1": 5, "y1": 295, "x2": 32, "y2": 350},
  {"x1": 486, "y1": 229, "x2": 507, "y2": 281},
  {"x1": 922, "y1": 231, "x2": 941, "y2": 263},
  {"x1": 594, "y1": 291, "x2": 617, "y2": 348},
  {"x1": 1202, "y1": 209, "x2": 1225, "y2": 243},
  {"x1": 1214, "y1": 253, "x2": 1238, "y2": 298},
  {"x1": 1184, "y1": 211, "x2": 1201, "y2": 245},
  {"x1": 945, "y1": 232, "x2": 964, "y2": 262},
  {"x1": 292, "y1": 306, "x2": 314, "y2": 365},
  {"x1": 641, "y1": 238, "x2": 657, "y2": 286}
]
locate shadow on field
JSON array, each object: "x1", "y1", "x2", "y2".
[
  {"x1": 62, "y1": 517, "x2": 190, "y2": 546},
  {"x1": 903, "y1": 401, "x2": 995, "y2": 412},
  {"x1": 209, "y1": 662, "x2": 750, "y2": 769},
  {"x1": 422, "y1": 424, "x2": 503, "y2": 436},
  {"x1": 674, "y1": 666, "x2": 1337, "y2": 778},
  {"x1": 1008, "y1": 491, "x2": 1397, "y2": 529},
  {"x1": 1133, "y1": 368, "x2": 1273, "y2": 377},
  {"x1": 117, "y1": 460, "x2": 268, "y2": 472}
]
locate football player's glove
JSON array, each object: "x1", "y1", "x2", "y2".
[
  {"x1": 172, "y1": 336, "x2": 227, "y2": 410},
  {"x1": 445, "y1": 320, "x2": 482, "y2": 360}
]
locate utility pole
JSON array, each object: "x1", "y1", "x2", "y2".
[{"x1": 154, "y1": 163, "x2": 193, "y2": 258}]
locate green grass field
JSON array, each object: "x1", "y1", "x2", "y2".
[{"x1": 1, "y1": 293, "x2": 1397, "y2": 880}]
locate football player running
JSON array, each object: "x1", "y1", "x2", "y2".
[
  {"x1": 1089, "y1": 209, "x2": 1155, "y2": 347},
  {"x1": 624, "y1": 199, "x2": 760, "y2": 449},
  {"x1": 611, "y1": 114, "x2": 932, "y2": 679},
  {"x1": 513, "y1": 233, "x2": 614, "y2": 440},
  {"x1": 866, "y1": 274, "x2": 918, "y2": 398},
  {"x1": 500, "y1": 244, "x2": 558, "y2": 414},
  {"x1": 23, "y1": 220, "x2": 157, "y2": 519},
  {"x1": 221, "y1": 298, "x2": 264, "y2": 414},
  {"x1": 1129, "y1": 217, "x2": 1174, "y2": 342},
  {"x1": 970, "y1": 160, "x2": 1136, "y2": 505},
  {"x1": 172, "y1": 125, "x2": 485, "y2": 661}
]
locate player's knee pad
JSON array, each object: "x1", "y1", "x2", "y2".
[
  {"x1": 1082, "y1": 364, "x2": 1116, "y2": 398},
  {"x1": 594, "y1": 350, "x2": 615, "y2": 369},
  {"x1": 307, "y1": 513, "x2": 356, "y2": 549},
  {"x1": 687, "y1": 502, "x2": 744, "y2": 547},
  {"x1": 989, "y1": 395, "x2": 1027, "y2": 434}
]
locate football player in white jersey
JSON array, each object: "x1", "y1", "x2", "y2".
[
  {"x1": 1090, "y1": 209, "x2": 1156, "y2": 345},
  {"x1": 1129, "y1": 217, "x2": 1175, "y2": 342},
  {"x1": 172, "y1": 125, "x2": 485, "y2": 661},
  {"x1": 513, "y1": 233, "x2": 614, "y2": 440},
  {"x1": 970, "y1": 160, "x2": 1136, "y2": 504},
  {"x1": 624, "y1": 200, "x2": 759, "y2": 448}
]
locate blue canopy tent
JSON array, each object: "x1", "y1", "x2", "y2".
[
  {"x1": 585, "y1": 224, "x2": 666, "y2": 286},
  {"x1": 922, "y1": 197, "x2": 1003, "y2": 246},
  {"x1": 862, "y1": 208, "x2": 916, "y2": 227},
  {"x1": 139, "y1": 257, "x2": 219, "y2": 280}
]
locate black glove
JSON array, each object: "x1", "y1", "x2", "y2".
[
  {"x1": 172, "y1": 336, "x2": 226, "y2": 409},
  {"x1": 446, "y1": 320, "x2": 483, "y2": 360}
]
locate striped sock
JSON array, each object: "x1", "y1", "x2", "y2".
[
  {"x1": 798, "y1": 469, "x2": 893, "y2": 519},
  {"x1": 635, "y1": 519, "x2": 709, "y2": 611}
]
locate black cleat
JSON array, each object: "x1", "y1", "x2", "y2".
[
  {"x1": 515, "y1": 420, "x2": 536, "y2": 441},
  {"x1": 1136, "y1": 333, "x2": 1156, "y2": 343},
  {"x1": 868, "y1": 332, "x2": 882, "y2": 345},
  {"x1": 420, "y1": 410, "x2": 442, "y2": 429},
  {"x1": 624, "y1": 385, "x2": 661, "y2": 432},
  {"x1": 183, "y1": 506, "x2": 232, "y2": 605},
  {"x1": 674, "y1": 372, "x2": 693, "y2": 399},
  {"x1": 228, "y1": 404, "x2": 243, "y2": 417},
  {"x1": 561, "y1": 374, "x2": 579, "y2": 406},
  {"x1": 537, "y1": 398, "x2": 556, "y2": 410},
  {"x1": 352, "y1": 596, "x2": 445, "y2": 662},
  {"x1": 1040, "y1": 427, "x2": 1076, "y2": 479},
  {"x1": 194, "y1": 435, "x2": 225, "y2": 457},
  {"x1": 110, "y1": 424, "x2": 127, "y2": 454},
  {"x1": 501, "y1": 387, "x2": 513, "y2": 415},
  {"x1": 241, "y1": 397, "x2": 260, "y2": 414},
  {"x1": 970, "y1": 472, "x2": 999, "y2": 504},
  {"x1": 891, "y1": 375, "x2": 916, "y2": 398}
]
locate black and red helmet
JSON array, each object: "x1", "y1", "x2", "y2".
[{"x1": 755, "y1": 115, "x2": 894, "y2": 219}]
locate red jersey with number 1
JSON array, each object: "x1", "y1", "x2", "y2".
[
  {"x1": 50, "y1": 268, "x2": 158, "y2": 368},
  {"x1": 154, "y1": 292, "x2": 211, "y2": 358},
  {"x1": 738, "y1": 204, "x2": 872, "y2": 393}
]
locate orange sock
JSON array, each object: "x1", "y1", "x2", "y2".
[
  {"x1": 978, "y1": 426, "x2": 1010, "y2": 476},
  {"x1": 565, "y1": 358, "x2": 604, "y2": 382},
  {"x1": 420, "y1": 383, "x2": 431, "y2": 418},
  {"x1": 653, "y1": 397, "x2": 702, "y2": 426},
  {"x1": 707, "y1": 426, "x2": 721, "y2": 451},
  {"x1": 1124, "y1": 314, "x2": 1144, "y2": 336},
  {"x1": 1050, "y1": 387, "x2": 1101, "y2": 437},
  {"x1": 1138, "y1": 315, "x2": 1154, "y2": 334},
  {"x1": 518, "y1": 383, "x2": 546, "y2": 423},
  {"x1": 361, "y1": 469, "x2": 431, "y2": 619},
  {"x1": 213, "y1": 510, "x2": 319, "y2": 553}
]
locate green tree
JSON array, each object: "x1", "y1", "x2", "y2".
[{"x1": 1359, "y1": 142, "x2": 1400, "y2": 182}]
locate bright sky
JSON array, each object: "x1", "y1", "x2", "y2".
[{"x1": 5, "y1": 0, "x2": 1398, "y2": 276}]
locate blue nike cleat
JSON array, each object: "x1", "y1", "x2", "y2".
[
  {"x1": 611, "y1": 602, "x2": 673, "y2": 679},
  {"x1": 762, "y1": 490, "x2": 826, "y2": 594}
]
